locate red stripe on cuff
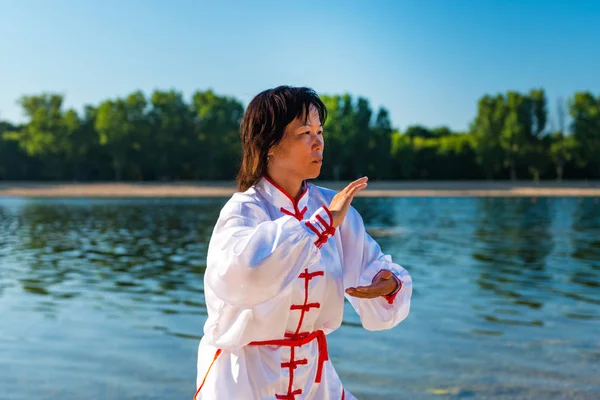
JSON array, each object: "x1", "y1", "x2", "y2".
[
  {"x1": 315, "y1": 214, "x2": 336, "y2": 237},
  {"x1": 305, "y1": 220, "x2": 321, "y2": 237},
  {"x1": 383, "y1": 274, "x2": 402, "y2": 304}
]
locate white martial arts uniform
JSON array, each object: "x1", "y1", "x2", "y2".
[{"x1": 195, "y1": 176, "x2": 412, "y2": 400}]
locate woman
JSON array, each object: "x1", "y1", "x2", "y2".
[{"x1": 195, "y1": 86, "x2": 412, "y2": 399}]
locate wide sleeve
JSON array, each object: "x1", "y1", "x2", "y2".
[
  {"x1": 204, "y1": 195, "x2": 335, "y2": 307},
  {"x1": 340, "y1": 206, "x2": 413, "y2": 331}
]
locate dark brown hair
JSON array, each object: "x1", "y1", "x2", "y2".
[{"x1": 236, "y1": 86, "x2": 327, "y2": 191}]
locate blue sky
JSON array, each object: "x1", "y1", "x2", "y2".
[{"x1": 1, "y1": 0, "x2": 598, "y2": 132}]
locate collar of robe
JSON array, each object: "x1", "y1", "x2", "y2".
[{"x1": 256, "y1": 175, "x2": 310, "y2": 220}]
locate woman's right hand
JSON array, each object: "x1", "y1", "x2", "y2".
[{"x1": 328, "y1": 177, "x2": 369, "y2": 228}]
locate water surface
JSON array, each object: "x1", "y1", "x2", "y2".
[{"x1": 1, "y1": 197, "x2": 599, "y2": 399}]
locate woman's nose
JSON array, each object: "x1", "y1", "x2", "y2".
[{"x1": 312, "y1": 133, "x2": 324, "y2": 150}]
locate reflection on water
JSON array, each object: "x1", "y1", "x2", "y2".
[
  {"x1": 2, "y1": 199, "x2": 222, "y2": 332},
  {"x1": 471, "y1": 199, "x2": 554, "y2": 327},
  {"x1": 1, "y1": 197, "x2": 599, "y2": 400},
  {"x1": 569, "y1": 200, "x2": 600, "y2": 312}
]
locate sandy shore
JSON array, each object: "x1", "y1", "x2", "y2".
[{"x1": 1, "y1": 180, "x2": 600, "y2": 197}]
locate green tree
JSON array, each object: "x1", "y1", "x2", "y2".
[
  {"x1": 405, "y1": 125, "x2": 434, "y2": 139},
  {"x1": 367, "y1": 108, "x2": 394, "y2": 179},
  {"x1": 11, "y1": 94, "x2": 73, "y2": 178},
  {"x1": 549, "y1": 132, "x2": 577, "y2": 180},
  {"x1": 471, "y1": 94, "x2": 506, "y2": 179},
  {"x1": 95, "y1": 91, "x2": 148, "y2": 180},
  {"x1": 390, "y1": 132, "x2": 416, "y2": 179},
  {"x1": 1, "y1": 87, "x2": 598, "y2": 182},
  {"x1": 191, "y1": 90, "x2": 244, "y2": 179},
  {"x1": 73, "y1": 105, "x2": 101, "y2": 180},
  {"x1": 1, "y1": 120, "x2": 32, "y2": 179},
  {"x1": 569, "y1": 92, "x2": 600, "y2": 175},
  {"x1": 436, "y1": 133, "x2": 481, "y2": 179},
  {"x1": 431, "y1": 126, "x2": 453, "y2": 137},
  {"x1": 501, "y1": 91, "x2": 532, "y2": 180},
  {"x1": 61, "y1": 108, "x2": 97, "y2": 180},
  {"x1": 529, "y1": 89, "x2": 547, "y2": 138},
  {"x1": 349, "y1": 97, "x2": 373, "y2": 178},
  {"x1": 17, "y1": 94, "x2": 70, "y2": 154},
  {"x1": 320, "y1": 94, "x2": 351, "y2": 180},
  {"x1": 147, "y1": 89, "x2": 193, "y2": 180},
  {"x1": 524, "y1": 89, "x2": 549, "y2": 181},
  {"x1": 319, "y1": 95, "x2": 338, "y2": 179}
]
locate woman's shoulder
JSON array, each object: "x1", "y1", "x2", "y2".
[{"x1": 219, "y1": 186, "x2": 269, "y2": 218}]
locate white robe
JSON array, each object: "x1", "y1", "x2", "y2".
[{"x1": 195, "y1": 177, "x2": 413, "y2": 400}]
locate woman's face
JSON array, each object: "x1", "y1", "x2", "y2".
[{"x1": 268, "y1": 105, "x2": 324, "y2": 181}]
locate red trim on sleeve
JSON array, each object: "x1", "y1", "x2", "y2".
[
  {"x1": 310, "y1": 208, "x2": 336, "y2": 248},
  {"x1": 305, "y1": 220, "x2": 321, "y2": 237},
  {"x1": 371, "y1": 269, "x2": 402, "y2": 304},
  {"x1": 305, "y1": 209, "x2": 336, "y2": 249},
  {"x1": 315, "y1": 215, "x2": 335, "y2": 237}
]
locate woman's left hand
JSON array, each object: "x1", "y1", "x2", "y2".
[{"x1": 345, "y1": 270, "x2": 398, "y2": 298}]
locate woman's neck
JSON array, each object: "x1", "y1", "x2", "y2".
[{"x1": 266, "y1": 169, "x2": 304, "y2": 201}]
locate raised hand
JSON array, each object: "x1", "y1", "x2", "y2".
[{"x1": 328, "y1": 177, "x2": 368, "y2": 228}]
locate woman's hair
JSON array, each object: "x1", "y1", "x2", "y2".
[{"x1": 236, "y1": 85, "x2": 328, "y2": 192}]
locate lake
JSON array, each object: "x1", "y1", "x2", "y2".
[{"x1": 1, "y1": 197, "x2": 599, "y2": 399}]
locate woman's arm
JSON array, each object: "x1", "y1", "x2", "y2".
[
  {"x1": 204, "y1": 194, "x2": 334, "y2": 306},
  {"x1": 340, "y1": 206, "x2": 413, "y2": 331}
]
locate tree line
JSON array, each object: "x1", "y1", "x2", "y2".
[{"x1": 0, "y1": 88, "x2": 598, "y2": 181}]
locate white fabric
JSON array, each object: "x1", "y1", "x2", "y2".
[{"x1": 196, "y1": 177, "x2": 413, "y2": 399}]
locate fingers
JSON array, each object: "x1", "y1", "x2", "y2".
[
  {"x1": 379, "y1": 270, "x2": 393, "y2": 280},
  {"x1": 342, "y1": 177, "x2": 368, "y2": 195},
  {"x1": 345, "y1": 287, "x2": 380, "y2": 299},
  {"x1": 333, "y1": 177, "x2": 368, "y2": 204},
  {"x1": 329, "y1": 177, "x2": 369, "y2": 228},
  {"x1": 348, "y1": 182, "x2": 368, "y2": 198},
  {"x1": 345, "y1": 283, "x2": 388, "y2": 298},
  {"x1": 345, "y1": 271, "x2": 396, "y2": 299},
  {"x1": 341, "y1": 177, "x2": 368, "y2": 204}
]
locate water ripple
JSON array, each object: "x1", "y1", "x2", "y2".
[{"x1": 1, "y1": 197, "x2": 599, "y2": 399}]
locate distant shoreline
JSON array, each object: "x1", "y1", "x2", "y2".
[{"x1": 1, "y1": 180, "x2": 600, "y2": 198}]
